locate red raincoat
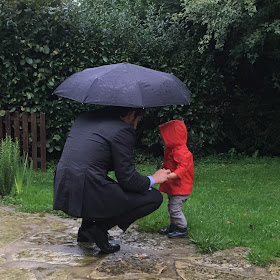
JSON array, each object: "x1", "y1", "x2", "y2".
[{"x1": 159, "y1": 120, "x2": 194, "y2": 195}]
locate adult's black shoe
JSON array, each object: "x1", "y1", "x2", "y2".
[
  {"x1": 91, "y1": 224, "x2": 120, "y2": 254},
  {"x1": 77, "y1": 220, "x2": 95, "y2": 243},
  {"x1": 77, "y1": 228, "x2": 91, "y2": 243}
]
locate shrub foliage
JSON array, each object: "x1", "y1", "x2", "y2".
[{"x1": 0, "y1": 0, "x2": 279, "y2": 158}]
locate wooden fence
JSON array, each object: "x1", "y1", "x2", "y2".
[{"x1": 0, "y1": 111, "x2": 46, "y2": 171}]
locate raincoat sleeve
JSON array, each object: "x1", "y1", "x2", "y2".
[
  {"x1": 111, "y1": 127, "x2": 150, "y2": 193},
  {"x1": 173, "y1": 151, "x2": 194, "y2": 180}
]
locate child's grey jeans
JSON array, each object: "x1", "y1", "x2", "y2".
[{"x1": 168, "y1": 194, "x2": 190, "y2": 228}]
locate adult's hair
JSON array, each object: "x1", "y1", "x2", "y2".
[
  {"x1": 120, "y1": 107, "x2": 145, "y2": 118},
  {"x1": 93, "y1": 106, "x2": 145, "y2": 119},
  {"x1": 109, "y1": 107, "x2": 145, "y2": 118}
]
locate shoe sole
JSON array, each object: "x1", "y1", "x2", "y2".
[
  {"x1": 168, "y1": 234, "x2": 187, "y2": 238},
  {"x1": 77, "y1": 242, "x2": 96, "y2": 249},
  {"x1": 99, "y1": 245, "x2": 120, "y2": 254}
]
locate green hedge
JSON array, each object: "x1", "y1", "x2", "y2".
[{"x1": 1, "y1": 0, "x2": 279, "y2": 159}]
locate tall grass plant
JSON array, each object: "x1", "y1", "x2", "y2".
[
  {"x1": 15, "y1": 154, "x2": 33, "y2": 194},
  {"x1": 0, "y1": 135, "x2": 19, "y2": 196}
]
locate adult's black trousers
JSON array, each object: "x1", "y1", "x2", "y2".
[{"x1": 80, "y1": 188, "x2": 163, "y2": 234}]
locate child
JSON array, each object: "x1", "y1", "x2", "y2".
[{"x1": 158, "y1": 120, "x2": 194, "y2": 238}]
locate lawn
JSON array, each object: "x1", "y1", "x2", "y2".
[{"x1": 2, "y1": 156, "x2": 280, "y2": 266}]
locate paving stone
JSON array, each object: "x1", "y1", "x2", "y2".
[
  {"x1": 89, "y1": 252, "x2": 166, "y2": 279},
  {"x1": 0, "y1": 267, "x2": 36, "y2": 280},
  {"x1": 0, "y1": 209, "x2": 42, "y2": 249},
  {"x1": 269, "y1": 259, "x2": 280, "y2": 278},
  {"x1": 14, "y1": 248, "x2": 96, "y2": 266},
  {"x1": 44, "y1": 269, "x2": 71, "y2": 280},
  {"x1": 175, "y1": 261, "x2": 264, "y2": 280},
  {"x1": 0, "y1": 254, "x2": 6, "y2": 264}
]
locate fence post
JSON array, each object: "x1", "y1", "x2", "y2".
[
  {"x1": 31, "y1": 113, "x2": 38, "y2": 170},
  {"x1": 40, "y1": 114, "x2": 47, "y2": 171},
  {"x1": 22, "y1": 112, "x2": 29, "y2": 156},
  {"x1": 0, "y1": 116, "x2": 2, "y2": 139},
  {"x1": 5, "y1": 111, "x2": 11, "y2": 136},
  {"x1": 14, "y1": 111, "x2": 20, "y2": 142}
]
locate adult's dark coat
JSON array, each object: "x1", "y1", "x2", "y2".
[{"x1": 53, "y1": 112, "x2": 150, "y2": 219}]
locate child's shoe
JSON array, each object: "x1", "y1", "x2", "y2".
[
  {"x1": 168, "y1": 227, "x2": 187, "y2": 238},
  {"x1": 159, "y1": 223, "x2": 177, "y2": 235}
]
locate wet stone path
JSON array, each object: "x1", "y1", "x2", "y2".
[{"x1": 0, "y1": 206, "x2": 279, "y2": 280}]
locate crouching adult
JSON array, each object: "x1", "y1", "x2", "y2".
[{"x1": 53, "y1": 107, "x2": 170, "y2": 253}]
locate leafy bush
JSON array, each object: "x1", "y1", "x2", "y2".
[
  {"x1": 0, "y1": 0, "x2": 279, "y2": 158},
  {"x1": 177, "y1": 0, "x2": 280, "y2": 155},
  {"x1": 0, "y1": 135, "x2": 19, "y2": 196}
]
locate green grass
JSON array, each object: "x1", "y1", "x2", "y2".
[
  {"x1": 1, "y1": 157, "x2": 280, "y2": 266},
  {"x1": 2, "y1": 167, "x2": 62, "y2": 215},
  {"x1": 137, "y1": 156, "x2": 280, "y2": 266}
]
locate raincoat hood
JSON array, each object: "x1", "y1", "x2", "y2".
[{"x1": 159, "y1": 120, "x2": 187, "y2": 148}]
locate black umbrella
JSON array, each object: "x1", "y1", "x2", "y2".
[{"x1": 53, "y1": 63, "x2": 191, "y2": 108}]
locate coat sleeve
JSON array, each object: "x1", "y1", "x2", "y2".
[
  {"x1": 111, "y1": 127, "x2": 150, "y2": 193},
  {"x1": 173, "y1": 151, "x2": 194, "y2": 180}
]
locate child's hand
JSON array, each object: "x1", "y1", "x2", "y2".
[{"x1": 152, "y1": 168, "x2": 171, "y2": 184}]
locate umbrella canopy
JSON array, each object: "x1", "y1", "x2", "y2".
[{"x1": 53, "y1": 63, "x2": 191, "y2": 108}]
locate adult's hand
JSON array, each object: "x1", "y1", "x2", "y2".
[{"x1": 152, "y1": 168, "x2": 171, "y2": 184}]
